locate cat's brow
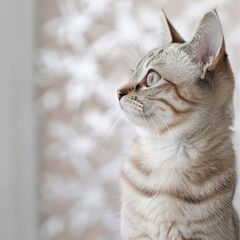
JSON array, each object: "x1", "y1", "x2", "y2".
[
  {"x1": 145, "y1": 49, "x2": 164, "y2": 68},
  {"x1": 146, "y1": 58, "x2": 165, "y2": 69},
  {"x1": 136, "y1": 49, "x2": 164, "y2": 71},
  {"x1": 135, "y1": 58, "x2": 144, "y2": 70}
]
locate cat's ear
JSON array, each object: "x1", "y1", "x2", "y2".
[
  {"x1": 159, "y1": 11, "x2": 185, "y2": 44},
  {"x1": 187, "y1": 10, "x2": 225, "y2": 73}
]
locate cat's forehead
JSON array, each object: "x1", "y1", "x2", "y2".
[
  {"x1": 133, "y1": 47, "x2": 165, "y2": 77},
  {"x1": 132, "y1": 44, "x2": 200, "y2": 82}
]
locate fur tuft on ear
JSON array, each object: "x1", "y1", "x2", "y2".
[
  {"x1": 159, "y1": 11, "x2": 185, "y2": 45},
  {"x1": 187, "y1": 10, "x2": 225, "y2": 73}
]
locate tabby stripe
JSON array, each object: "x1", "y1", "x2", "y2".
[
  {"x1": 160, "y1": 118, "x2": 185, "y2": 134},
  {"x1": 166, "y1": 221, "x2": 176, "y2": 237},
  {"x1": 191, "y1": 211, "x2": 221, "y2": 227},
  {"x1": 128, "y1": 236, "x2": 149, "y2": 240},
  {"x1": 127, "y1": 204, "x2": 148, "y2": 222},
  {"x1": 122, "y1": 171, "x2": 157, "y2": 198},
  {"x1": 129, "y1": 159, "x2": 152, "y2": 176},
  {"x1": 164, "y1": 79, "x2": 197, "y2": 105},
  {"x1": 183, "y1": 167, "x2": 227, "y2": 186},
  {"x1": 158, "y1": 98, "x2": 192, "y2": 114},
  {"x1": 182, "y1": 175, "x2": 234, "y2": 204},
  {"x1": 122, "y1": 171, "x2": 234, "y2": 204},
  {"x1": 145, "y1": 57, "x2": 154, "y2": 68},
  {"x1": 187, "y1": 157, "x2": 234, "y2": 187},
  {"x1": 145, "y1": 50, "x2": 163, "y2": 67},
  {"x1": 206, "y1": 136, "x2": 229, "y2": 152},
  {"x1": 136, "y1": 58, "x2": 144, "y2": 70},
  {"x1": 192, "y1": 230, "x2": 208, "y2": 237}
]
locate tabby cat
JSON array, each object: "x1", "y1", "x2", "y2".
[{"x1": 118, "y1": 10, "x2": 239, "y2": 240}]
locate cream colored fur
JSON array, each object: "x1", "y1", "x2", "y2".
[{"x1": 118, "y1": 10, "x2": 239, "y2": 240}]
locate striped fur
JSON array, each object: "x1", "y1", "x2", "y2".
[{"x1": 118, "y1": 10, "x2": 239, "y2": 240}]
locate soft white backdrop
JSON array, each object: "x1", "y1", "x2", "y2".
[{"x1": 38, "y1": 0, "x2": 239, "y2": 240}]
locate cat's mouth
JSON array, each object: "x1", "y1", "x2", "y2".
[
  {"x1": 120, "y1": 96, "x2": 144, "y2": 113},
  {"x1": 119, "y1": 96, "x2": 150, "y2": 127}
]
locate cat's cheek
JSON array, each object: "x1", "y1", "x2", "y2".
[{"x1": 119, "y1": 98, "x2": 134, "y2": 113}]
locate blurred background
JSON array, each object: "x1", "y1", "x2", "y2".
[{"x1": 0, "y1": 0, "x2": 239, "y2": 240}]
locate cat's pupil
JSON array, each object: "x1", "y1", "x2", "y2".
[{"x1": 146, "y1": 71, "x2": 161, "y2": 87}]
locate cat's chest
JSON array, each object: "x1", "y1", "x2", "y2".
[
  {"x1": 122, "y1": 139, "x2": 203, "y2": 208},
  {"x1": 122, "y1": 141, "x2": 193, "y2": 210},
  {"x1": 121, "y1": 140, "x2": 204, "y2": 238}
]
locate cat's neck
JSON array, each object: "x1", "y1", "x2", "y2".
[
  {"x1": 137, "y1": 122, "x2": 198, "y2": 151},
  {"x1": 136, "y1": 127, "x2": 188, "y2": 165},
  {"x1": 136, "y1": 112, "x2": 232, "y2": 165}
]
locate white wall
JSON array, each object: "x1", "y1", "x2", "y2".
[{"x1": 0, "y1": 0, "x2": 37, "y2": 240}]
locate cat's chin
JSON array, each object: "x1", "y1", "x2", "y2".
[
  {"x1": 123, "y1": 112, "x2": 160, "y2": 129},
  {"x1": 123, "y1": 112, "x2": 146, "y2": 127}
]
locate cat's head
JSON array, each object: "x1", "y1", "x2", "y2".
[{"x1": 117, "y1": 10, "x2": 234, "y2": 136}]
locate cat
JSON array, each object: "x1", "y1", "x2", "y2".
[{"x1": 117, "y1": 10, "x2": 239, "y2": 240}]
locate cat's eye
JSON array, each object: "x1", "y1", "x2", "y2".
[{"x1": 146, "y1": 71, "x2": 161, "y2": 87}]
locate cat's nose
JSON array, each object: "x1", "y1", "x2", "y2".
[{"x1": 117, "y1": 90, "x2": 126, "y2": 100}]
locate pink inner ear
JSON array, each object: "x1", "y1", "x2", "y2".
[
  {"x1": 189, "y1": 11, "x2": 224, "y2": 70},
  {"x1": 195, "y1": 46, "x2": 209, "y2": 64}
]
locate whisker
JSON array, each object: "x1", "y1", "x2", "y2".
[
  {"x1": 142, "y1": 114, "x2": 152, "y2": 146},
  {"x1": 153, "y1": 112, "x2": 177, "y2": 162},
  {"x1": 146, "y1": 113, "x2": 162, "y2": 157},
  {"x1": 98, "y1": 116, "x2": 122, "y2": 162},
  {"x1": 85, "y1": 102, "x2": 118, "y2": 112},
  {"x1": 86, "y1": 108, "x2": 120, "y2": 159},
  {"x1": 121, "y1": 46, "x2": 140, "y2": 63},
  {"x1": 139, "y1": 113, "x2": 155, "y2": 171}
]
